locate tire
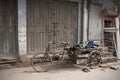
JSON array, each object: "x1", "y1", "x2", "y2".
[
  {"x1": 31, "y1": 53, "x2": 52, "y2": 72},
  {"x1": 87, "y1": 50, "x2": 102, "y2": 67}
]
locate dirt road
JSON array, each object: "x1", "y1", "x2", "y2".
[{"x1": 0, "y1": 63, "x2": 120, "y2": 80}]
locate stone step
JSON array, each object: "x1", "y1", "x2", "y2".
[
  {"x1": 100, "y1": 52, "x2": 114, "y2": 57},
  {"x1": 77, "y1": 51, "x2": 114, "y2": 58},
  {"x1": 0, "y1": 59, "x2": 18, "y2": 64},
  {"x1": 0, "y1": 56, "x2": 18, "y2": 64},
  {"x1": 98, "y1": 47, "x2": 109, "y2": 52},
  {"x1": 76, "y1": 56, "x2": 117, "y2": 65},
  {"x1": 101, "y1": 57, "x2": 117, "y2": 63}
]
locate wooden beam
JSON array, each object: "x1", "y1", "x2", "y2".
[{"x1": 104, "y1": 27, "x2": 118, "y2": 32}]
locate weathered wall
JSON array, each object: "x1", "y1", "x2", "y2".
[
  {"x1": 92, "y1": 0, "x2": 115, "y2": 10},
  {"x1": 88, "y1": 4, "x2": 102, "y2": 41},
  {"x1": 18, "y1": 0, "x2": 82, "y2": 56},
  {"x1": 17, "y1": 0, "x2": 116, "y2": 56},
  {"x1": 88, "y1": 0, "x2": 115, "y2": 42},
  {"x1": 99, "y1": 0, "x2": 115, "y2": 10}
]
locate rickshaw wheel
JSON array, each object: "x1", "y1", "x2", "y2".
[
  {"x1": 87, "y1": 50, "x2": 102, "y2": 67},
  {"x1": 31, "y1": 53, "x2": 52, "y2": 72}
]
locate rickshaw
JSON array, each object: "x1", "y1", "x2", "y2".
[{"x1": 31, "y1": 41, "x2": 102, "y2": 72}]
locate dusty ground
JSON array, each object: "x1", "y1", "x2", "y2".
[{"x1": 0, "y1": 62, "x2": 120, "y2": 80}]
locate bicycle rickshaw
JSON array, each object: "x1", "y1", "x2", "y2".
[{"x1": 31, "y1": 41, "x2": 102, "y2": 72}]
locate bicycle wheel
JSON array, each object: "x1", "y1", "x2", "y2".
[
  {"x1": 31, "y1": 53, "x2": 52, "y2": 72},
  {"x1": 87, "y1": 50, "x2": 102, "y2": 67}
]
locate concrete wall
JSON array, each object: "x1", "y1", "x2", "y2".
[
  {"x1": 82, "y1": 0, "x2": 88, "y2": 42},
  {"x1": 99, "y1": 0, "x2": 115, "y2": 10},
  {"x1": 18, "y1": 0, "x2": 27, "y2": 56},
  {"x1": 92, "y1": 0, "x2": 115, "y2": 10}
]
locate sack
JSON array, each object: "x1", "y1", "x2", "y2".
[{"x1": 86, "y1": 40, "x2": 94, "y2": 48}]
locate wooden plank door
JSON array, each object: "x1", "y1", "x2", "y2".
[
  {"x1": 0, "y1": 0, "x2": 4, "y2": 54},
  {"x1": 0, "y1": 0, "x2": 18, "y2": 55},
  {"x1": 27, "y1": 0, "x2": 78, "y2": 54},
  {"x1": 27, "y1": 0, "x2": 49, "y2": 53}
]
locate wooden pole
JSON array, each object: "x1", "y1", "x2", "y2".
[{"x1": 115, "y1": 17, "x2": 120, "y2": 59}]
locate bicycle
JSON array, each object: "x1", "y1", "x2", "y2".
[{"x1": 31, "y1": 41, "x2": 69, "y2": 72}]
